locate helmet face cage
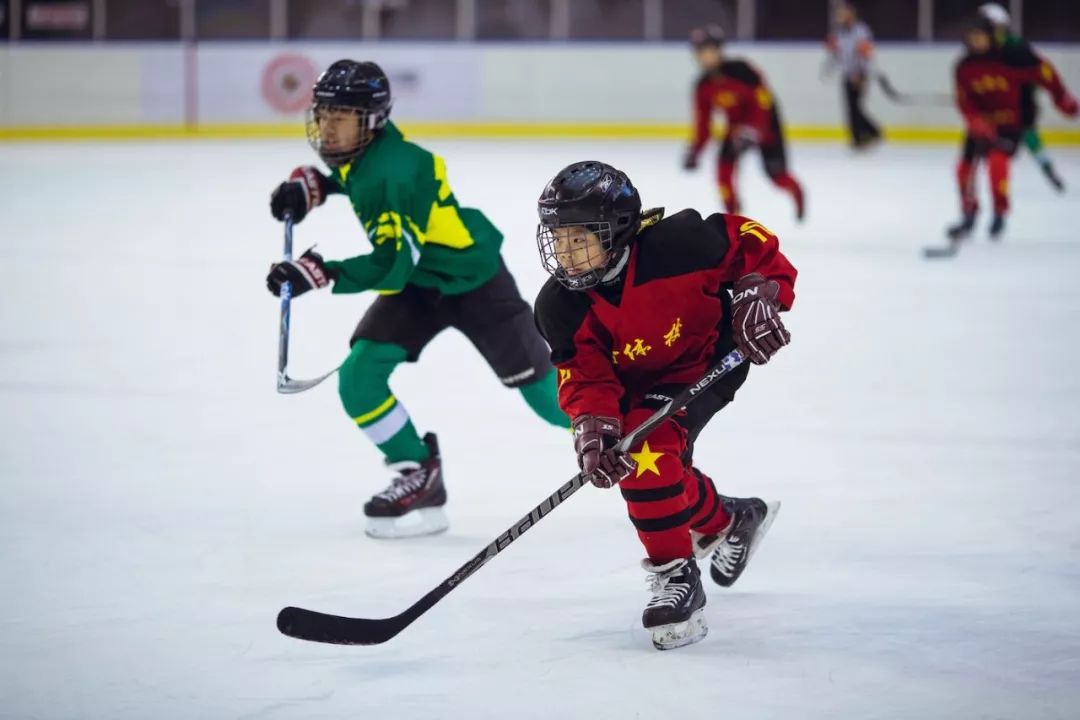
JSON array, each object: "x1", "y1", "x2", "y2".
[
  {"x1": 536, "y1": 221, "x2": 614, "y2": 291},
  {"x1": 690, "y1": 24, "x2": 725, "y2": 49},
  {"x1": 305, "y1": 103, "x2": 388, "y2": 168}
]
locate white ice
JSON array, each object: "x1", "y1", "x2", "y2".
[{"x1": 2, "y1": 138, "x2": 1079, "y2": 720}]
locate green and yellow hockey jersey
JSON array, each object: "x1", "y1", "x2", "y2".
[{"x1": 322, "y1": 121, "x2": 503, "y2": 296}]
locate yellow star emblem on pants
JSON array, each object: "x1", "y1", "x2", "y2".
[{"x1": 629, "y1": 441, "x2": 664, "y2": 478}]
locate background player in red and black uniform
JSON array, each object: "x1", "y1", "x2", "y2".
[
  {"x1": 682, "y1": 25, "x2": 806, "y2": 222},
  {"x1": 532, "y1": 161, "x2": 796, "y2": 650},
  {"x1": 947, "y1": 21, "x2": 1077, "y2": 242},
  {"x1": 979, "y1": 2, "x2": 1068, "y2": 192}
]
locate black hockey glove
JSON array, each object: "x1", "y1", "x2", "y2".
[
  {"x1": 270, "y1": 166, "x2": 330, "y2": 223},
  {"x1": 573, "y1": 415, "x2": 636, "y2": 489},
  {"x1": 681, "y1": 147, "x2": 699, "y2": 171},
  {"x1": 266, "y1": 249, "x2": 334, "y2": 298},
  {"x1": 731, "y1": 273, "x2": 790, "y2": 365}
]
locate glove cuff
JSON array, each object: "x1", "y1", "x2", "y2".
[
  {"x1": 733, "y1": 273, "x2": 781, "y2": 305},
  {"x1": 572, "y1": 415, "x2": 621, "y2": 437},
  {"x1": 289, "y1": 166, "x2": 328, "y2": 210},
  {"x1": 296, "y1": 256, "x2": 330, "y2": 289}
]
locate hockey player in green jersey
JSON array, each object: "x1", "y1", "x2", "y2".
[{"x1": 265, "y1": 60, "x2": 567, "y2": 538}]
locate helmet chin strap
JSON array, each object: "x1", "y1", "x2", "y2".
[{"x1": 601, "y1": 246, "x2": 630, "y2": 283}]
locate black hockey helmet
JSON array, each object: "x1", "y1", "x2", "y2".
[
  {"x1": 536, "y1": 161, "x2": 642, "y2": 291},
  {"x1": 689, "y1": 24, "x2": 725, "y2": 49},
  {"x1": 305, "y1": 59, "x2": 392, "y2": 167},
  {"x1": 963, "y1": 17, "x2": 995, "y2": 53}
]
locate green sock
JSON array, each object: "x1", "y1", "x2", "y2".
[
  {"x1": 1022, "y1": 127, "x2": 1045, "y2": 159},
  {"x1": 339, "y1": 340, "x2": 430, "y2": 464},
  {"x1": 375, "y1": 417, "x2": 430, "y2": 463},
  {"x1": 518, "y1": 369, "x2": 570, "y2": 428}
]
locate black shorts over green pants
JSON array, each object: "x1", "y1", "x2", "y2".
[{"x1": 351, "y1": 259, "x2": 553, "y2": 388}]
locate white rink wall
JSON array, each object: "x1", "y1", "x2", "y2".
[{"x1": 2, "y1": 42, "x2": 1080, "y2": 134}]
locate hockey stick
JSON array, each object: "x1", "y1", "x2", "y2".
[
  {"x1": 276, "y1": 212, "x2": 339, "y2": 394},
  {"x1": 876, "y1": 73, "x2": 952, "y2": 107},
  {"x1": 276, "y1": 348, "x2": 748, "y2": 645}
]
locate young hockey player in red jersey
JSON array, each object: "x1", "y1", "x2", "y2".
[
  {"x1": 947, "y1": 21, "x2": 1077, "y2": 242},
  {"x1": 682, "y1": 25, "x2": 806, "y2": 221},
  {"x1": 533, "y1": 161, "x2": 795, "y2": 650}
]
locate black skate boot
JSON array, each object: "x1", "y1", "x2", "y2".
[
  {"x1": 794, "y1": 187, "x2": 806, "y2": 223},
  {"x1": 641, "y1": 557, "x2": 708, "y2": 651},
  {"x1": 702, "y1": 496, "x2": 780, "y2": 587},
  {"x1": 946, "y1": 212, "x2": 976, "y2": 242},
  {"x1": 1041, "y1": 161, "x2": 1065, "y2": 193},
  {"x1": 988, "y1": 214, "x2": 1006, "y2": 240},
  {"x1": 364, "y1": 433, "x2": 448, "y2": 539}
]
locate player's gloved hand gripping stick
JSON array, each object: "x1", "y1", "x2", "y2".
[
  {"x1": 276, "y1": 348, "x2": 747, "y2": 645},
  {"x1": 276, "y1": 212, "x2": 340, "y2": 394}
]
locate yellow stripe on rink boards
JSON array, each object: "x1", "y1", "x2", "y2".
[{"x1": 2, "y1": 123, "x2": 1079, "y2": 144}]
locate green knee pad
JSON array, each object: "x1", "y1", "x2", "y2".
[
  {"x1": 518, "y1": 369, "x2": 570, "y2": 428},
  {"x1": 338, "y1": 340, "x2": 408, "y2": 417}
]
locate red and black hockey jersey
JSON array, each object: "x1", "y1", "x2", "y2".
[
  {"x1": 955, "y1": 46, "x2": 1076, "y2": 132},
  {"x1": 689, "y1": 60, "x2": 778, "y2": 156},
  {"x1": 534, "y1": 209, "x2": 797, "y2": 422}
]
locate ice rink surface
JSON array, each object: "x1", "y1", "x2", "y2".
[{"x1": 2, "y1": 138, "x2": 1079, "y2": 719}]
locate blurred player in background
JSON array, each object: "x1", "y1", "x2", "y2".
[
  {"x1": 533, "y1": 161, "x2": 792, "y2": 649},
  {"x1": 823, "y1": 1, "x2": 882, "y2": 149},
  {"x1": 978, "y1": 2, "x2": 1067, "y2": 191},
  {"x1": 265, "y1": 60, "x2": 567, "y2": 538},
  {"x1": 947, "y1": 21, "x2": 1077, "y2": 243},
  {"x1": 682, "y1": 25, "x2": 806, "y2": 222}
]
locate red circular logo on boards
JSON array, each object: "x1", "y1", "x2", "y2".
[{"x1": 261, "y1": 54, "x2": 318, "y2": 114}]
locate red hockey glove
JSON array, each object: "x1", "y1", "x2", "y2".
[
  {"x1": 266, "y1": 249, "x2": 333, "y2": 298},
  {"x1": 1058, "y1": 94, "x2": 1079, "y2": 118},
  {"x1": 573, "y1": 415, "x2": 636, "y2": 489},
  {"x1": 731, "y1": 273, "x2": 791, "y2": 365},
  {"x1": 270, "y1": 166, "x2": 330, "y2": 223}
]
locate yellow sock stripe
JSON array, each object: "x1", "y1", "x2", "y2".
[{"x1": 352, "y1": 395, "x2": 398, "y2": 427}]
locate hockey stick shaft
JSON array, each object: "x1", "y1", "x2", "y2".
[
  {"x1": 276, "y1": 213, "x2": 294, "y2": 383},
  {"x1": 876, "y1": 72, "x2": 952, "y2": 107},
  {"x1": 276, "y1": 348, "x2": 747, "y2": 645},
  {"x1": 274, "y1": 215, "x2": 340, "y2": 393}
]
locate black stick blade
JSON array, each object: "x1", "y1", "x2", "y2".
[{"x1": 277, "y1": 606, "x2": 406, "y2": 646}]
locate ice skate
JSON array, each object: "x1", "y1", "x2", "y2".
[
  {"x1": 642, "y1": 557, "x2": 708, "y2": 651},
  {"x1": 696, "y1": 497, "x2": 779, "y2": 587},
  {"x1": 793, "y1": 185, "x2": 806, "y2": 223},
  {"x1": 988, "y1": 214, "x2": 1006, "y2": 240},
  {"x1": 1041, "y1": 161, "x2": 1065, "y2": 193},
  {"x1": 946, "y1": 212, "x2": 976, "y2": 242},
  {"x1": 926, "y1": 212, "x2": 977, "y2": 258},
  {"x1": 364, "y1": 433, "x2": 449, "y2": 539}
]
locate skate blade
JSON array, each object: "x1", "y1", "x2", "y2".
[
  {"x1": 650, "y1": 610, "x2": 708, "y2": 651},
  {"x1": 746, "y1": 500, "x2": 781, "y2": 565},
  {"x1": 365, "y1": 507, "x2": 449, "y2": 539},
  {"x1": 923, "y1": 244, "x2": 959, "y2": 259}
]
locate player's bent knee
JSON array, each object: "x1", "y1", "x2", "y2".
[{"x1": 338, "y1": 340, "x2": 408, "y2": 398}]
